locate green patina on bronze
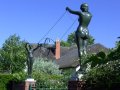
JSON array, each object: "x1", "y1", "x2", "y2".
[
  {"x1": 25, "y1": 43, "x2": 40, "y2": 78},
  {"x1": 66, "y1": 3, "x2": 92, "y2": 66}
]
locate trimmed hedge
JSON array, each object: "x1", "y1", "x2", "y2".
[
  {"x1": 0, "y1": 74, "x2": 13, "y2": 90},
  {"x1": 83, "y1": 60, "x2": 120, "y2": 90},
  {"x1": 0, "y1": 72, "x2": 26, "y2": 90}
]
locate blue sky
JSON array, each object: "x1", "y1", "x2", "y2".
[{"x1": 0, "y1": 0, "x2": 120, "y2": 48}]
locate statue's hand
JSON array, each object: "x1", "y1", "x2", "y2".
[
  {"x1": 66, "y1": 7, "x2": 69, "y2": 11},
  {"x1": 25, "y1": 42, "x2": 30, "y2": 50}
]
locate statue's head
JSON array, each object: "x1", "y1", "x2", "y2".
[{"x1": 80, "y1": 3, "x2": 89, "y2": 12}]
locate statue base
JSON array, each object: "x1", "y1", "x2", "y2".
[
  {"x1": 68, "y1": 65, "x2": 86, "y2": 90},
  {"x1": 71, "y1": 65, "x2": 84, "y2": 81},
  {"x1": 25, "y1": 78, "x2": 36, "y2": 90}
]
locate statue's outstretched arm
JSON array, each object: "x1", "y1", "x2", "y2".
[
  {"x1": 66, "y1": 7, "x2": 80, "y2": 15},
  {"x1": 25, "y1": 43, "x2": 30, "y2": 52}
]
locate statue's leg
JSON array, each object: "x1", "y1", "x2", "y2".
[
  {"x1": 27, "y1": 59, "x2": 31, "y2": 78},
  {"x1": 83, "y1": 39, "x2": 88, "y2": 55},
  {"x1": 29, "y1": 58, "x2": 33, "y2": 78},
  {"x1": 75, "y1": 32, "x2": 80, "y2": 58},
  {"x1": 80, "y1": 39, "x2": 84, "y2": 56},
  {"x1": 75, "y1": 32, "x2": 83, "y2": 66},
  {"x1": 77, "y1": 39, "x2": 81, "y2": 58}
]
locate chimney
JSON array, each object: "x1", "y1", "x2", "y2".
[{"x1": 55, "y1": 39, "x2": 60, "y2": 60}]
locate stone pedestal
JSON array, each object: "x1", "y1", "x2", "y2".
[
  {"x1": 25, "y1": 78, "x2": 36, "y2": 90},
  {"x1": 68, "y1": 80, "x2": 86, "y2": 90}
]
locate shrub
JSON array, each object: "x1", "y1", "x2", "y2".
[
  {"x1": 0, "y1": 74, "x2": 13, "y2": 90},
  {"x1": 0, "y1": 72, "x2": 27, "y2": 90},
  {"x1": 83, "y1": 60, "x2": 120, "y2": 89},
  {"x1": 12, "y1": 71, "x2": 27, "y2": 81},
  {"x1": 32, "y1": 58, "x2": 65, "y2": 89},
  {"x1": 33, "y1": 58, "x2": 61, "y2": 75},
  {"x1": 82, "y1": 43, "x2": 120, "y2": 89}
]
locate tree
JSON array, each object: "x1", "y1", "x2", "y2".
[
  {"x1": 67, "y1": 32, "x2": 76, "y2": 46},
  {"x1": 0, "y1": 34, "x2": 27, "y2": 73},
  {"x1": 88, "y1": 35, "x2": 95, "y2": 45},
  {"x1": 107, "y1": 37, "x2": 120, "y2": 61},
  {"x1": 115, "y1": 37, "x2": 120, "y2": 49},
  {"x1": 61, "y1": 32, "x2": 95, "y2": 47},
  {"x1": 60, "y1": 40, "x2": 70, "y2": 47}
]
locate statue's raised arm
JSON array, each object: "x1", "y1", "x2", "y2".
[
  {"x1": 66, "y1": 7, "x2": 80, "y2": 15},
  {"x1": 25, "y1": 43, "x2": 31, "y2": 52}
]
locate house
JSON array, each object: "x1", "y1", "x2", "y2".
[{"x1": 32, "y1": 42, "x2": 109, "y2": 69}]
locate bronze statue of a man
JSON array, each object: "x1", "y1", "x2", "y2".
[
  {"x1": 25, "y1": 43, "x2": 40, "y2": 78},
  {"x1": 66, "y1": 3, "x2": 92, "y2": 65}
]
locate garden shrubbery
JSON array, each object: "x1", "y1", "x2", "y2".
[
  {"x1": 32, "y1": 58, "x2": 66, "y2": 89},
  {"x1": 0, "y1": 71, "x2": 27, "y2": 90},
  {"x1": 83, "y1": 60, "x2": 120, "y2": 89},
  {"x1": 0, "y1": 74, "x2": 13, "y2": 90},
  {"x1": 82, "y1": 42, "x2": 120, "y2": 89},
  {"x1": 33, "y1": 58, "x2": 61, "y2": 75}
]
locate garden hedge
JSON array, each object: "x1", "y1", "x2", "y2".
[{"x1": 0, "y1": 74, "x2": 13, "y2": 90}]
